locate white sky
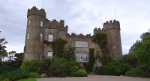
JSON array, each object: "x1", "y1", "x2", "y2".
[{"x1": 0, "y1": 0, "x2": 150, "y2": 54}]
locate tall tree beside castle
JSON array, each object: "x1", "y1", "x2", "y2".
[{"x1": 24, "y1": 6, "x2": 122, "y2": 65}]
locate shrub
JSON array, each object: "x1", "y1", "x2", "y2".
[
  {"x1": 98, "y1": 59, "x2": 129, "y2": 75},
  {"x1": 125, "y1": 67, "x2": 145, "y2": 77},
  {"x1": 21, "y1": 60, "x2": 43, "y2": 73},
  {"x1": 0, "y1": 69, "x2": 30, "y2": 81},
  {"x1": 47, "y1": 57, "x2": 85, "y2": 77},
  {"x1": 47, "y1": 57, "x2": 69, "y2": 77},
  {"x1": 18, "y1": 78, "x2": 36, "y2": 81},
  {"x1": 71, "y1": 69, "x2": 87, "y2": 77}
]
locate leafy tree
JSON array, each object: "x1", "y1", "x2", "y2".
[
  {"x1": 99, "y1": 58, "x2": 129, "y2": 75},
  {"x1": 0, "y1": 31, "x2": 7, "y2": 62},
  {"x1": 129, "y1": 32, "x2": 150, "y2": 75},
  {"x1": 63, "y1": 46, "x2": 75, "y2": 60},
  {"x1": 93, "y1": 32, "x2": 111, "y2": 64},
  {"x1": 131, "y1": 32, "x2": 150, "y2": 66},
  {"x1": 52, "y1": 38, "x2": 67, "y2": 57},
  {"x1": 87, "y1": 48, "x2": 95, "y2": 72},
  {"x1": 14, "y1": 53, "x2": 24, "y2": 67}
]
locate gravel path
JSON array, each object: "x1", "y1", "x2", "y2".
[{"x1": 37, "y1": 75, "x2": 150, "y2": 81}]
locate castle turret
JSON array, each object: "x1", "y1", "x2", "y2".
[
  {"x1": 24, "y1": 6, "x2": 46, "y2": 61},
  {"x1": 103, "y1": 20, "x2": 122, "y2": 57}
]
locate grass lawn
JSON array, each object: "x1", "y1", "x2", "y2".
[{"x1": 18, "y1": 78, "x2": 36, "y2": 81}]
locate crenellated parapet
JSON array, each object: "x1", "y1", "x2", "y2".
[
  {"x1": 103, "y1": 20, "x2": 120, "y2": 30},
  {"x1": 27, "y1": 6, "x2": 46, "y2": 18},
  {"x1": 94, "y1": 28, "x2": 102, "y2": 34}
]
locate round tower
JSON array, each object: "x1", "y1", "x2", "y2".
[
  {"x1": 103, "y1": 20, "x2": 122, "y2": 57},
  {"x1": 24, "y1": 6, "x2": 46, "y2": 61}
]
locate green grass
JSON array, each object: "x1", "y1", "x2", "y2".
[{"x1": 18, "y1": 78, "x2": 36, "y2": 81}]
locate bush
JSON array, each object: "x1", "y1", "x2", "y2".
[
  {"x1": 47, "y1": 57, "x2": 86, "y2": 77},
  {"x1": 71, "y1": 69, "x2": 87, "y2": 77},
  {"x1": 21, "y1": 60, "x2": 43, "y2": 73},
  {"x1": 47, "y1": 57, "x2": 68, "y2": 77},
  {"x1": 98, "y1": 59, "x2": 129, "y2": 75},
  {"x1": 18, "y1": 78, "x2": 36, "y2": 81},
  {"x1": 125, "y1": 68, "x2": 145, "y2": 77},
  {"x1": 0, "y1": 69, "x2": 30, "y2": 81}
]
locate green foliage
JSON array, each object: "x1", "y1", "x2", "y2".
[
  {"x1": 99, "y1": 58, "x2": 129, "y2": 75},
  {"x1": 52, "y1": 38, "x2": 67, "y2": 57},
  {"x1": 129, "y1": 32, "x2": 150, "y2": 69},
  {"x1": 47, "y1": 57, "x2": 83, "y2": 77},
  {"x1": 87, "y1": 48, "x2": 95, "y2": 72},
  {"x1": 18, "y1": 78, "x2": 36, "y2": 81},
  {"x1": 0, "y1": 69, "x2": 30, "y2": 81},
  {"x1": 47, "y1": 57, "x2": 68, "y2": 77},
  {"x1": 15, "y1": 53, "x2": 24, "y2": 67},
  {"x1": 125, "y1": 67, "x2": 145, "y2": 77},
  {"x1": 93, "y1": 32, "x2": 107, "y2": 49},
  {"x1": 126, "y1": 54, "x2": 139, "y2": 67},
  {"x1": 93, "y1": 32, "x2": 111, "y2": 64},
  {"x1": 21, "y1": 60, "x2": 43, "y2": 73},
  {"x1": 0, "y1": 31, "x2": 7, "y2": 61},
  {"x1": 71, "y1": 69, "x2": 87, "y2": 77},
  {"x1": 63, "y1": 46, "x2": 75, "y2": 60}
]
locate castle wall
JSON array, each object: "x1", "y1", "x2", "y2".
[
  {"x1": 24, "y1": 7, "x2": 46, "y2": 61},
  {"x1": 24, "y1": 6, "x2": 122, "y2": 62},
  {"x1": 103, "y1": 20, "x2": 122, "y2": 57}
]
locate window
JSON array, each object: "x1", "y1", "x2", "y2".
[
  {"x1": 48, "y1": 34, "x2": 53, "y2": 42},
  {"x1": 40, "y1": 33, "x2": 43, "y2": 41},
  {"x1": 27, "y1": 33, "x2": 29, "y2": 39},
  {"x1": 75, "y1": 53, "x2": 89, "y2": 62},
  {"x1": 48, "y1": 51, "x2": 53, "y2": 57},
  {"x1": 75, "y1": 41, "x2": 88, "y2": 47},
  {"x1": 40, "y1": 21, "x2": 43, "y2": 27}
]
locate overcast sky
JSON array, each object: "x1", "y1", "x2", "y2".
[{"x1": 0, "y1": 0, "x2": 150, "y2": 54}]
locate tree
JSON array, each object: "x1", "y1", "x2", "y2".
[
  {"x1": 129, "y1": 32, "x2": 150, "y2": 75},
  {"x1": 63, "y1": 46, "x2": 75, "y2": 60},
  {"x1": 52, "y1": 38, "x2": 67, "y2": 57},
  {"x1": 87, "y1": 48, "x2": 95, "y2": 72},
  {"x1": 0, "y1": 31, "x2": 7, "y2": 62},
  {"x1": 93, "y1": 32, "x2": 111, "y2": 64},
  {"x1": 14, "y1": 53, "x2": 24, "y2": 67}
]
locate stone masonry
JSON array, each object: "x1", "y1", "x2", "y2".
[{"x1": 24, "y1": 6, "x2": 122, "y2": 63}]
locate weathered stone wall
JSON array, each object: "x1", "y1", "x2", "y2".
[
  {"x1": 103, "y1": 20, "x2": 122, "y2": 57},
  {"x1": 24, "y1": 7, "x2": 46, "y2": 61}
]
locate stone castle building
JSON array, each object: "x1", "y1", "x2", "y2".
[{"x1": 24, "y1": 6, "x2": 122, "y2": 63}]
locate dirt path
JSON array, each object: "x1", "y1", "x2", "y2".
[{"x1": 37, "y1": 75, "x2": 150, "y2": 81}]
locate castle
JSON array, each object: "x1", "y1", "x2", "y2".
[{"x1": 24, "y1": 6, "x2": 122, "y2": 63}]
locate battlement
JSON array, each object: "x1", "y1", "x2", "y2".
[
  {"x1": 27, "y1": 6, "x2": 46, "y2": 17},
  {"x1": 103, "y1": 20, "x2": 120, "y2": 30},
  {"x1": 94, "y1": 28, "x2": 102, "y2": 34},
  {"x1": 70, "y1": 33, "x2": 91, "y2": 39},
  {"x1": 47, "y1": 19, "x2": 67, "y2": 30},
  {"x1": 50, "y1": 19, "x2": 64, "y2": 26}
]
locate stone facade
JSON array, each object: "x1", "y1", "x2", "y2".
[{"x1": 24, "y1": 6, "x2": 122, "y2": 62}]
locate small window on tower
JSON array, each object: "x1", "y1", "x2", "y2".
[
  {"x1": 40, "y1": 21, "x2": 43, "y2": 27},
  {"x1": 40, "y1": 33, "x2": 43, "y2": 41},
  {"x1": 27, "y1": 33, "x2": 29, "y2": 39}
]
